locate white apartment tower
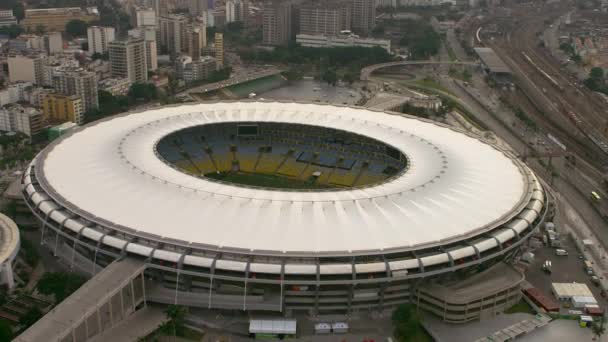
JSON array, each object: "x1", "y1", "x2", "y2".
[
  {"x1": 87, "y1": 26, "x2": 116, "y2": 55},
  {"x1": 128, "y1": 27, "x2": 159, "y2": 71},
  {"x1": 226, "y1": 0, "x2": 248, "y2": 23},
  {"x1": 109, "y1": 38, "x2": 148, "y2": 84},
  {"x1": 136, "y1": 8, "x2": 157, "y2": 27}
]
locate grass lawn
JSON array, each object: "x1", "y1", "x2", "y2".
[
  {"x1": 205, "y1": 171, "x2": 333, "y2": 190},
  {"x1": 504, "y1": 299, "x2": 535, "y2": 314}
]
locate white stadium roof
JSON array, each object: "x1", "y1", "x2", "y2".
[{"x1": 37, "y1": 101, "x2": 532, "y2": 255}]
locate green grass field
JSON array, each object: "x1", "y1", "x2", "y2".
[{"x1": 205, "y1": 171, "x2": 333, "y2": 190}]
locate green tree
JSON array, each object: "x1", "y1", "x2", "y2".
[
  {"x1": 12, "y1": 2, "x2": 24, "y2": 22},
  {"x1": 322, "y1": 69, "x2": 338, "y2": 86},
  {"x1": 19, "y1": 306, "x2": 42, "y2": 329},
  {"x1": 0, "y1": 319, "x2": 12, "y2": 342},
  {"x1": 208, "y1": 67, "x2": 233, "y2": 82},
  {"x1": 4, "y1": 201, "x2": 17, "y2": 220},
  {"x1": 392, "y1": 304, "x2": 423, "y2": 342},
  {"x1": 159, "y1": 305, "x2": 188, "y2": 337},
  {"x1": 0, "y1": 24, "x2": 24, "y2": 38},
  {"x1": 590, "y1": 67, "x2": 605, "y2": 81},
  {"x1": 128, "y1": 83, "x2": 158, "y2": 101},
  {"x1": 65, "y1": 19, "x2": 88, "y2": 37},
  {"x1": 342, "y1": 70, "x2": 358, "y2": 85},
  {"x1": 37, "y1": 272, "x2": 86, "y2": 302},
  {"x1": 593, "y1": 317, "x2": 605, "y2": 341},
  {"x1": 34, "y1": 24, "x2": 45, "y2": 35}
]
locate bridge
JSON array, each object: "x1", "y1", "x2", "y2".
[
  {"x1": 179, "y1": 68, "x2": 284, "y2": 97},
  {"x1": 360, "y1": 60, "x2": 479, "y2": 81}
]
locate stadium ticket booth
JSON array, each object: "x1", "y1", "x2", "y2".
[{"x1": 249, "y1": 319, "x2": 297, "y2": 339}]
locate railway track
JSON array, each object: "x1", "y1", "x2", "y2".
[{"x1": 482, "y1": 1, "x2": 608, "y2": 171}]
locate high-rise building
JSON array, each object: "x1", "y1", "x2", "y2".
[
  {"x1": 262, "y1": 1, "x2": 294, "y2": 46},
  {"x1": 51, "y1": 67, "x2": 99, "y2": 113},
  {"x1": 129, "y1": 27, "x2": 159, "y2": 71},
  {"x1": 0, "y1": 82, "x2": 33, "y2": 107},
  {"x1": 0, "y1": 104, "x2": 44, "y2": 137},
  {"x1": 87, "y1": 26, "x2": 116, "y2": 55},
  {"x1": 226, "y1": 0, "x2": 249, "y2": 23},
  {"x1": 136, "y1": 8, "x2": 157, "y2": 27},
  {"x1": 144, "y1": 0, "x2": 169, "y2": 16},
  {"x1": 42, "y1": 93, "x2": 83, "y2": 124},
  {"x1": 109, "y1": 38, "x2": 148, "y2": 84},
  {"x1": 44, "y1": 32, "x2": 63, "y2": 55},
  {"x1": 298, "y1": 1, "x2": 351, "y2": 36},
  {"x1": 187, "y1": 26, "x2": 206, "y2": 60},
  {"x1": 351, "y1": 0, "x2": 375, "y2": 35},
  {"x1": 189, "y1": 0, "x2": 208, "y2": 16},
  {"x1": 7, "y1": 55, "x2": 46, "y2": 85},
  {"x1": 214, "y1": 32, "x2": 224, "y2": 68},
  {"x1": 159, "y1": 14, "x2": 188, "y2": 57}
]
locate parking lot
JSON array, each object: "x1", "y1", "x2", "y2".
[{"x1": 524, "y1": 231, "x2": 606, "y2": 314}]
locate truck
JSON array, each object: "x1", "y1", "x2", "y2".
[{"x1": 584, "y1": 260, "x2": 594, "y2": 275}]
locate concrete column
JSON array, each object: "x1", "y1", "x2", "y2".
[
  {"x1": 130, "y1": 278, "x2": 136, "y2": 310},
  {"x1": 120, "y1": 287, "x2": 126, "y2": 319},
  {"x1": 2, "y1": 262, "x2": 14, "y2": 290},
  {"x1": 96, "y1": 307, "x2": 102, "y2": 334},
  {"x1": 141, "y1": 273, "x2": 147, "y2": 308}
]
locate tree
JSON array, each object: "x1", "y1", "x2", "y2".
[
  {"x1": 590, "y1": 67, "x2": 605, "y2": 81},
  {"x1": 159, "y1": 305, "x2": 188, "y2": 337},
  {"x1": 12, "y1": 2, "x2": 24, "y2": 22},
  {"x1": 592, "y1": 317, "x2": 605, "y2": 341},
  {"x1": 0, "y1": 319, "x2": 12, "y2": 342},
  {"x1": 37, "y1": 272, "x2": 86, "y2": 302},
  {"x1": 342, "y1": 71, "x2": 358, "y2": 85},
  {"x1": 392, "y1": 304, "x2": 423, "y2": 342},
  {"x1": 91, "y1": 52, "x2": 109, "y2": 60},
  {"x1": 65, "y1": 19, "x2": 88, "y2": 37},
  {"x1": 34, "y1": 24, "x2": 45, "y2": 35},
  {"x1": 128, "y1": 83, "x2": 158, "y2": 101},
  {"x1": 19, "y1": 306, "x2": 42, "y2": 329},
  {"x1": 322, "y1": 69, "x2": 338, "y2": 86},
  {"x1": 4, "y1": 201, "x2": 17, "y2": 220},
  {"x1": 0, "y1": 24, "x2": 24, "y2": 38}
]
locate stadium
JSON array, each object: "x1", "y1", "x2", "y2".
[{"x1": 22, "y1": 101, "x2": 546, "y2": 316}]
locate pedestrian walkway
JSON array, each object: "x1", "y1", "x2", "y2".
[
  {"x1": 89, "y1": 306, "x2": 167, "y2": 342},
  {"x1": 14, "y1": 258, "x2": 146, "y2": 342}
]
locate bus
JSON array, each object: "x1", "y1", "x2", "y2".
[{"x1": 591, "y1": 191, "x2": 601, "y2": 202}]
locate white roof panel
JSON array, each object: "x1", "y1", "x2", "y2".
[{"x1": 38, "y1": 102, "x2": 531, "y2": 255}]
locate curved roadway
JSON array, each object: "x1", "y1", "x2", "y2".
[{"x1": 360, "y1": 60, "x2": 479, "y2": 81}]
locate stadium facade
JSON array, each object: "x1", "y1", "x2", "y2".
[{"x1": 22, "y1": 101, "x2": 546, "y2": 315}]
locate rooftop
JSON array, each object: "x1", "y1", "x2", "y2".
[
  {"x1": 420, "y1": 262, "x2": 524, "y2": 303},
  {"x1": 34, "y1": 101, "x2": 535, "y2": 255},
  {"x1": 474, "y1": 47, "x2": 512, "y2": 74}
]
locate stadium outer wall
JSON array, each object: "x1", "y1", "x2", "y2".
[{"x1": 21, "y1": 102, "x2": 548, "y2": 316}]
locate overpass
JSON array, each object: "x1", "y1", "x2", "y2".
[
  {"x1": 360, "y1": 60, "x2": 479, "y2": 81},
  {"x1": 15, "y1": 258, "x2": 148, "y2": 342},
  {"x1": 179, "y1": 68, "x2": 284, "y2": 97}
]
